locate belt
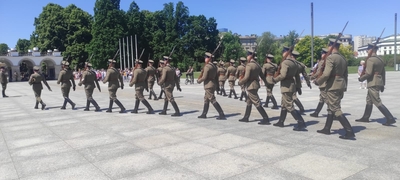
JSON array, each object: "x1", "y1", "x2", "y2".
[
  {"x1": 219, "y1": 74, "x2": 225, "y2": 76},
  {"x1": 374, "y1": 72, "x2": 380, "y2": 75},
  {"x1": 267, "y1": 73, "x2": 274, "y2": 77}
]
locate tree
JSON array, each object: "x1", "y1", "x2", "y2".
[
  {"x1": 282, "y1": 30, "x2": 299, "y2": 47},
  {"x1": 16, "y1": 39, "x2": 31, "y2": 53},
  {"x1": 295, "y1": 36, "x2": 326, "y2": 66},
  {"x1": 256, "y1": 31, "x2": 278, "y2": 64},
  {"x1": 220, "y1": 32, "x2": 243, "y2": 62},
  {"x1": 339, "y1": 45, "x2": 354, "y2": 63},
  {"x1": 0, "y1": 43, "x2": 9, "y2": 54}
]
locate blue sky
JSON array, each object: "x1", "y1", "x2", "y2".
[{"x1": 0, "y1": 0, "x2": 399, "y2": 48}]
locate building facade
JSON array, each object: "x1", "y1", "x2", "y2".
[
  {"x1": 357, "y1": 34, "x2": 400, "y2": 58},
  {"x1": 354, "y1": 35, "x2": 376, "y2": 52},
  {"x1": 239, "y1": 35, "x2": 258, "y2": 51}
]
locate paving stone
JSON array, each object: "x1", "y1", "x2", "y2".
[
  {"x1": 171, "y1": 127, "x2": 223, "y2": 140},
  {"x1": 132, "y1": 133, "x2": 186, "y2": 149},
  {"x1": 77, "y1": 142, "x2": 140, "y2": 163},
  {"x1": 228, "y1": 166, "x2": 311, "y2": 180},
  {"x1": 6, "y1": 134, "x2": 61, "y2": 149},
  {"x1": 20, "y1": 164, "x2": 110, "y2": 180},
  {"x1": 150, "y1": 142, "x2": 220, "y2": 163},
  {"x1": 2, "y1": 127, "x2": 55, "y2": 141},
  {"x1": 9, "y1": 141, "x2": 72, "y2": 161},
  {"x1": 0, "y1": 162, "x2": 19, "y2": 180},
  {"x1": 195, "y1": 133, "x2": 257, "y2": 150},
  {"x1": 119, "y1": 164, "x2": 206, "y2": 180},
  {"x1": 65, "y1": 134, "x2": 125, "y2": 149}
]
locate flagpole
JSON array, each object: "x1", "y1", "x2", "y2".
[
  {"x1": 119, "y1": 38, "x2": 122, "y2": 69},
  {"x1": 311, "y1": 2, "x2": 314, "y2": 68}
]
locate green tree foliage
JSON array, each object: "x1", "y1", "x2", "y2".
[
  {"x1": 0, "y1": 43, "x2": 9, "y2": 54},
  {"x1": 257, "y1": 32, "x2": 279, "y2": 64},
  {"x1": 16, "y1": 39, "x2": 31, "y2": 53},
  {"x1": 220, "y1": 32, "x2": 243, "y2": 62},
  {"x1": 295, "y1": 36, "x2": 326, "y2": 66}
]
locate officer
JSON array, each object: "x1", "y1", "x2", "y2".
[
  {"x1": 236, "y1": 57, "x2": 247, "y2": 101},
  {"x1": 146, "y1": 60, "x2": 158, "y2": 100},
  {"x1": 103, "y1": 59, "x2": 126, "y2": 113},
  {"x1": 57, "y1": 61, "x2": 76, "y2": 110},
  {"x1": 238, "y1": 50, "x2": 270, "y2": 125},
  {"x1": 292, "y1": 50, "x2": 312, "y2": 113},
  {"x1": 129, "y1": 60, "x2": 154, "y2": 114},
  {"x1": 29, "y1": 66, "x2": 52, "y2": 110},
  {"x1": 78, "y1": 62, "x2": 101, "y2": 112},
  {"x1": 158, "y1": 56, "x2": 182, "y2": 116},
  {"x1": 310, "y1": 48, "x2": 328, "y2": 117},
  {"x1": 262, "y1": 54, "x2": 278, "y2": 109},
  {"x1": 0, "y1": 63, "x2": 8, "y2": 97},
  {"x1": 316, "y1": 39, "x2": 355, "y2": 139},
  {"x1": 272, "y1": 47, "x2": 307, "y2": 131},
  {"x1": 217, "y1": 61, "x2": 227, "y2": 96},
  {"x1": 225, "y1": 59, "x2": 238, "y2": 99},
  {"x1": 156, "y1": 60, "x2": 165, "y2": 99},
  {"x1": 356, "y1": 43, "x2": 396, "y2": 126},
  {"x1": 197, "y1": 52, "x2": 226, "y2": 120}
]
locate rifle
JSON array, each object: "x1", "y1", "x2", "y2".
[
  {"x1": 169, "y1": 45, "x2": 176, "y2": 59},
  {"x1": 239, "y1": 37, "x2": 264, "y2": 80},
  {"x1": 317, "y1": 22, "x2": 348, "y2": 78},
  {"x1": 198, "y1": 36, "x2": 224, "y2": 80},
  {"x1": 274, "y1": 29, "x2": 304, "y2": 78},
  {"x1": 361, "y1": 28, "x2": 385, "y2": 76},
  {"x1": 130, "y1": 49, "x2": 145, "y2": 84},
  {"x1": 112, "y1": 49, "x2": 120, "y2": 60}
]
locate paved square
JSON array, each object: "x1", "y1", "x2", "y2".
[{"x1": 0, "y1": 72, "x2": 400, "y2": 179}]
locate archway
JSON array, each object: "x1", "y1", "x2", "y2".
[
  {"x1": 18, "y1": 59, "x2": 35, "y2": 81},
  {"x1": 0, "y1": 58, "x2": 13, "y2": 81},
  {"x1": 40, "y1": 58, "x2": 56, "y2": 80}
]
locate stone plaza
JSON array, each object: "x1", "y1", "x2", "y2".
[{"x1": 0, "y1": 72, "x2": 399, "y2": 180}]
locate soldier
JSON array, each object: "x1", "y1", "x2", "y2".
[
  {"x1": 310, "y1": 48, "x2": 329, "y2": 117},
  {"x1": 57, "y1": 61, "x2": 76, "y2": 109},
  {"x1": 315, "y1": 39, "x2": 354, "y2": 139},
  {"x1": 197, "y1": 52, "x2": 226, "y2": 120},
  {"x1": 225, "y1": 59, "x2": 238, "y2": 99},
  {"x1": 238, "y1": 50, "x2": 270, "y2": 125},
  {"x1": 0, "y1": 63, "x2": 8, "y2": 98},
  {"x1": 78, "y1": 62, "x2": 101, "y2": 112},
  {"x1": 262, "y1": 54, "x2": 278, "y2": 109},
  {"x1": 103, "y1": 59, "x2": 126, "y2": 113},
  {"x1": 272, "y1": 47, "x2": 307, "y2": 131},
  {"x1": 292, "y1": 51, "x2": 312, "y2": 113},
  {"x1": 157, "y1": 60, "x2": 165, "y2": 99},
  {"x1": 213, "y1": 61, "x2": 219, "y2": 94},
  {"x1": 146, "y1": 60, "x2": 158, "y2": 100},
  {"x1": 356, "y1": 43, "x2": 396, "y2": 126},
  {"x1": 217, "y1": 61, "x2": 228, "y2": 96},
  {"x1": 158, "y1": 56, "x2": 182, "y2": 116},
  {"x1": 29, "y1": 66, "x2": 52, "y2": 110},
  {"x1": 236, "y1": 57, "x2": 247, "y2": 101},
  {"x1": 129, "y1": 60, "x2": 154, "y2": 114}
]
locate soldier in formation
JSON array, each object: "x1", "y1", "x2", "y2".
[
  {"x1": 146, "y1": 60, "x2": 158, "y2": 100},
  {"x1": 217, "y1": 61, "x2": 227, "y2": 96},
  {"x1": 292, "y1": 51, "x2": 311, "y2": 113},
  {"x1": 310, "y1": 48, "x2": 328, "y2": 117},
  {"x1": 78, "y1": 62, "x2": 101, "y2": 112},
  {"x1": 57, "y1": 61, "x2": 76, "y2": 110},
  {"x1": 0, "y1": 63, "x2": 8, "y2": 98},
  {"x1": 156, "y1": 60, "x2": 165, "y2": 99},
  {"x1": 236, "y1": 57, "x2": 247, "y2": 101},
  {"x1": 226, "y1": 59, "x2": 238, "y2": 99},
  {"x1": 262, "y1": 54, "x2": 278, "y2": 109},
  {"x1": 29, "y1": 66, "x2": 52, "y2": 110},
  {"x1": 158, "y1": 56, "x2": 181, "y2": 116},
  {"x1": 129, "y1": 60, "x2": 154, "y2": 114},
  {"x1": 103, "y1": 59, "x2": 126, "y2": 113}
]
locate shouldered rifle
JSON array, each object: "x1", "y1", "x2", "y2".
[
  {"x1": 361, "y1": 28, "x2": 385, "y2": 76},
  {"x1": 274, "y1": 29, "x2": 304, "y2": 78},
  {"x1": 317, "y1": 22, "x2": 348, "y2": 78},
  {"x1": 80, "y1": 54, "x2": 94, "y2": 84},
  {"x1": 198, "y1": 36, "x2": 224, "y2": 80},
  {"x1": 130, "y1": 48, "x2": 145, "y2": 84},
  {"x1": 112, "y1": 49, "x2": 120, "y2": 60},
  {"x1": 169, "y1": 45, "x2": 176, "y2": 59},
  {"x1": 239, "y1": 37, "x2": 264, "y2": 80}
]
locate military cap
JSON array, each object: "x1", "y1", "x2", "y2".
[
  {"x1": 328, "y1": 38, "x2": 342, "y2": 46},
  {"x1": 61, "y1": 60, "x2": 66, "y2": 65},
  {"x1": 33, "y1": 66, "x2": 40, "y2": 71},
  {"x1": 282, "y1": 46, "x2": 290, "y2": 53},
  {"x1": 247, "y1": 49, "x2": 255, "y2": 55},
  {"x1": 219, "y1": 61, "x2": 225, "y2": 65},
  {"x1": 239, "y1": 57, "x2": 246, "y2": 61},
  {"x1": 0, "y1": 62, "x2": 5, "y2": 68},
  {"x1": 254, "y1": 57, "x2": 258, "y2": 60},
  {"x1": 213, "y1": 61, "x2": 218, "y2": 65},
  {"x1": 63, "y1": 62, "x2": 70, "y2": 66},
  {"x1": 367, "y1": 43, "x2": 379, "y2": 50},
  {"x1": 205, "y1": 52, "x2": 212, "y2": 57},
  {"x1": 292, "y1": 50, "x2": 300, "y2": 56},
  {"x1": 108, "y1": 59, "x2": 116, "y2": 63},
  {"x1": 230, "y1": 59, "x2": 235, "y2": 63},
  {"x1": 321, "y1": 48, "x2": 328, "y2": 54},
  {"x1": 137, "y1": 60, "x2": 143, "y2": 64},
  {"x1": 266, "y1": 54, "x2": 274, "y2": 58},
  {"x1": 86, "y1": 63, "x2": 92, "y2": 67},
  {"x1": 148, "y1": 60, "x2": 154, "y2": 63},
  {"x1": 159, "y1": 60, "x2": 164, "y2": 64},
  {"x1": 163, "y1": 56, "x2": 171, "y2": 60}
]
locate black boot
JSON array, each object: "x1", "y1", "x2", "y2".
[
  {"x1": 60, "y1": 99, "x2": 67, "y2": 110},
  {"x1": 257, "y1": 106, "x2": 270, "y2": 125},
  {"x1": 148, "y1": 90, "x2": 153, "y2": 100},
  {"x1": 213, "y1": 102, "x2": 226, "y2": 120},
  {"x1": 40, "y1": 101, "x2": 46, "y2": 110},
  {"x1": 294, "y1": 98, "x2": 305, "y2": 113},
  {"x1": 291, "y1": 110, "x2": 307, "y2": 131},
  {"x1": 159, "y1": 101, "x2": 168, "y2": 115},
  {"x1": 239, "y1": 105, "x2": 251, "y2": 122},
  {"x1": 65, "y1": 97, "x2": 76, "y2": 109},
  {"x1": 152, "y1": 90, "x2": 158, "y2": 101},
  {"x1": 317, "y1": 113, "x2": 333, "y2": 135},
  {"x1": 228, "y1": 90, "x2": 232, "y2": 98},
  {"x1": 170, "y1": 101, "x2": 181, "y2": 117},
  {"x1": 84, "y1": 100, "x2": 90, "y2": 111},
  {"x1": 114, "y1": 99, "x2": 126, "y2": 113},
  {"x1": 2, "y1": 90, "x2": 8, "y2": 98},
  {"x1": 239, "y1": 91, "x2": 244, "y2": 101},
  {"x1": 233, "y1": 89, "x2": 238, "y2": 99},
  {"x1": 273, "y1": 109, "x2": 287, "y2": 127},
  {"x1": 355, "y1": 104, "x2": 373, "y2": 122},
  {"x1": 141, "y1": 99, "x2": 154, "y2": 114},
  {"x1": 34, "y1": 102, "x2": 39, "y2": 109},
  {"x1": 158, "y1": 90, "x2": 164, "y2": 99},
  {"x1": 378, "y1": 105, "x2": 396, "y2": 126},
  {"x1": 263, "y1": 96, "x2": 270, "y2": 107},
  {"x1": 90, "y1": 99, "x2": 101, "y2": 112},
  {"x1": 198, "y1": 102, "x2": 209, "y2": 118},
  {"x1": 338, "y1": 114, "x2": 355, "y2": 139},
  {"x1": 270, "y1": 95, "x2": 279, "y2": 109},
  {"x1": 106, "y1": 100, "x2": 113, "y2": 113},
  {"x1": 310, "y1": 102, "x2": 324, "y2": 117},
  {"x1": 222, "y1": 88, "x2": 227, "y2": 96},
  {"x1": 131, "y1": 100, "x2": 140, "y2": 113},
  {"x1": 243, "y1": 92, "x2": 248, "y2": 101}
]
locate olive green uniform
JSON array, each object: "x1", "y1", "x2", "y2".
[
  {"x1": 217, "y1": 66, "x2": 227, "y2": 96},
  {"x1": 103, "y1": 67, "x2": 125, "y2": 113},
  {"x1": 0, "y1": 68, "x2": 8, "y2": 97},
  {"x1": 292, "y1": 61, "x2": 310, "y2": 112},
  {"x1": 235, "y1": 64, "x2": 247, "y2": 101},
  {"x1": 225, "y1": 65, "x2": 238, "y2": 98},
  {"x1": 78, "y1": 69, "x2": 101, "y2": 111},
  {"x1": 57, "y1": 68, "x2": 76, "y2": 109},
  {"x1": 157, "y1": 66, "x2": 164, "y2": 99},
  {"x1": 262, "y1": 62, "x2": 278, "y2": 108},
  {"x1": 146, "y1": 65, "x2": 158, "y2": 100},
  {"x1": 158, "y1": 64, "x2": 181, "y2": 116},
  {"x1": 310, "y1": 59, "x2": 327, "y2": 117},
  {"x1": 129, "y1": 66, "x2": 154, "y2": 114},
  {"x1": 29, "y1": 72, "x2": 51, "y2": 110}
]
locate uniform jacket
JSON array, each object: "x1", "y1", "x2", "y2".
[
  {"x1": 217, "y1": 66, "x2": 227, "y2": 81},
  {"x1": 262, "y1": 62, "x2": 277, "y2": 85},
  {"x1": 145, "y1": 66, "x2": 156, "y2": 83},
  {"x1": 238, "y1": 60, "x2": 266, "y2": 91},
  {"x1": 235, "y1": 64, "x2": 246, "y2": 79},
  {"x1": 198, "y1": 62, "x2": 218, "y2": 89},
  {"x1": 295, "y1": 61, "x2": 310, "y2": 88},
  {"x1": 158, "y1": 64, "x2": 180, "y2": 89},
  {"x1": 225, "y1": 66, "x2": 237, "y2": 82},
  {"x1": 130, "y1": 67, "x2": 147, "y2": 89},
  {"x1": 316, "y1": 52, "x2": 348, "y2": 91},
  {"x1": 57, "y1": 69, "x2": 75, "y2": 87},
  {"x1": 103, "y1": 67, "x2": 123, "y2": 89},
  {"x1": 311, "y1": 59, "x2": 327, "y2": 89},
  {"x1": 0, "y1": 70, "x2": 7, "y2": 84},
  {"x1": 80, "y1": 70, "x2": 99, "y2": 90},
  {"x1": 29, "y1": 73, "x2": 50, "y2": 90},
  {"x1": 359, "y1": 55, "x2": 385, "y2": 87},
  {"x1": 273, "y1": 58, "x2": 300, "y2": 93}
]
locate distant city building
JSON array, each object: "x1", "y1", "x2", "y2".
[
  {"x1": 316, "y1": 33, "x2": 353, "y2": 47},
  {"x1": 354, "y1": 35, "x2": 376, "y2": 52},
  {"x1": 357, "y1": 34, "x2": 400, "y2": 58},
  {"x1": 218, "y1": 28, "x2": 228, "y2": 33},
  {"x1": 239, "y1": 35, "x2": 257, "y2": 51}
]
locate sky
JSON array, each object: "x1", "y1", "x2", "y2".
[{"x1": 0, "y1": 0, "x2": 399, "y2": 48}]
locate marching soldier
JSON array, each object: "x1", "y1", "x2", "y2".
[
  {"x1": 356, "y1": 43, "x2": 396, "y2": 126},
  {"x1": 57, "y1": 61, "x2": 76, "y2": 110},
  {"x1": 129, "y1": 60, "x2": 154, "y2": 114},
  {"x1": 310, "y1": 48, "x2": 328, "y2": 117},
  {"x1": 225, "y1": 59, "x2": 238, "y2": 99},
  {"x1": 158, "y1": 56, "x2": 181, "y2": 116},
  {"x1": 0, "y1": 63, "x2": 8, "y2": 97},
  {"x1": 238, "y1": 50, "x2": 270, "y2": 125},
  {"x1": 78, "y1": 62, "x2": 101, "y2": 112},
  {"x1": 197, "y1": 52, "x2": 226, "y2": 120},
  {"x1": 217, "y1": 61, "x2": 227, "y2": 96},
  {"x1": 146, "y1": 60, "x2": 158, "y2": 100},
  {"x1": 29, "y1": 66, "x2": 52, "y2": 110},
  {"x1": 157, "y1": 60, "x2": 165, "y2": 99},
  {"x1": 236, "y1": 57, "x2": 247, "y2": 101},
  {"x1": 272, "y1": 47, "x2": 307, "y2": 131},
  {"x1": 103, "y1": 59, "x2": 126, "y2": 113},
  {"x1": 262, "y1": 54, "x2": 278, "y2": 109},
  {"x1": 315, "y1": 39, "x2": 354, "y2": 139},
  {"x1": 213, "y1": 61, "x2": 219, "y2": 94},
  {"x1": 292, "y1": 51, "x2": 312, "y2": 113}
]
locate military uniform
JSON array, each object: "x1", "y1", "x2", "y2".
[
  {"x1": 103, "y1": 59, "x2": 125, "y2": 113},
  {"x1": 197, "y1": 52, "x2": 226, "y2": 120},
  {"x1": 158, "y1": 56, "x2": 181, "y2": 116},
  {"x1": 238, "y1": 51, "x2": 270, "y2": 124},
  {"x1": 57, "y1": 62, "x2": 76, "y2": 109},
  {"x1": 129, "y1": 60, "x2": 154, "y2": 114},
  {"x1": 236, "y1": 57, "x2": 247, "y2": 101},
  {"x1": 356, "y1": 43, "x2": 395, "y2": 126},
  {"x1": 316, "y1": 39, "x2": 354, "y2": 139},
  {"x1": 78, "y1": 62, "x2": 101, "y2": 111},
  {"x1": 157, "y1": 60, "x2": 165, "y2": 99},
  {"x1": 29, "y1": 66, "x2": 52, "y2": 110},
  {"x1": 0, "y1": 63, "x2": 8, "y2": 98},
  {"x1": 146, "y1": 60, "x2": 158, "y2": 100},
  {"x1": 262, "y1": 54, "x2": 278, "y2": 108},
  {"x1": 217, "y1": 62, "x2": 227, "y2": 96},
  {"x1": 292, "y1": 52, "x2": 311, "y2": 113},
  {"x1": 310, "y1": 48, "x2": 328, "y2": 117},
  {"x1": 225, "y1": 59, "x2": 238, "y2": 99},
  {"x1": 272, "y1": 47, "x2": 306, "y2": 131}
]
